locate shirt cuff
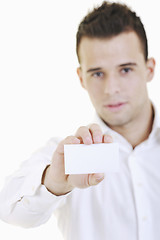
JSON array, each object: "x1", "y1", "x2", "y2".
[{"x1": 20, "y1": 184, "x2": 70, "y2": 214}]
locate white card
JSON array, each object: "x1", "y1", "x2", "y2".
[{"x1": 64, "y1": 143, "x2": 119, "y2": 174}]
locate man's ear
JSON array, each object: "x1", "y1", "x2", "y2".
[
  {"x1": 146, "y1": 58, "x2": 156, "y2": 82},
  {"x1": 77, "y1": 67, "x2": 86, "y2": 89}
]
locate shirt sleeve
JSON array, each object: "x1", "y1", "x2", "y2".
[{"x1": 0, "y1": 137, "x2": 69, "y2": 228}]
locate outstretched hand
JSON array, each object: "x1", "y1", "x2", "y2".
[{"x1": 42, "y1": 123, "x2": 112, "y2": 196}]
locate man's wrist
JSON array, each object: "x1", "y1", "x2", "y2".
[{"x1": 41, "y1": 165, "x2": 73, "y2": 196}]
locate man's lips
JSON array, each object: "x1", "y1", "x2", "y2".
[{"x1": 104, "y1": 102, "x2": 127, "y2": 111}]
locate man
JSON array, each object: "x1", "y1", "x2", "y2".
[{"x1": 0, "y1": 1, "x2": 160, "y2": 240}]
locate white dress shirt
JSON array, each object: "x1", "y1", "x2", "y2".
[{"x1": 0, "y1": 106, "x2": 160, "y2": 240}]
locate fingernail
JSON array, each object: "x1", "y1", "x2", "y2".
[
  {"x1": 104, "y1": 135, "x2": 113, "y2": 143},
  {"x1": 85, "y1": 136, "x2": 92, "y2": 144},
  {"x1": 94, "y1": 136, "x2": 102, "y2": 143},
  {"x1": 95, "y1": 173, "x2": 104, "y2": 182}
]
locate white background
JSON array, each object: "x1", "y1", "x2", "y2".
[{"x1": 0, "y1": 0, "x2": 160, "y2": 239}]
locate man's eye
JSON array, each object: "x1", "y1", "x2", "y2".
[
  {"x1": 121, "y1": 68, "x2": 132, "y2": 74},
  {"x1": 92, "y1": 72, "x2": 104, "y2": 78}
]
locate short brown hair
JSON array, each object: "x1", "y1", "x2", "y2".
[{"x1": 76, "y1": 1, "x2": 148, "y2": 62}]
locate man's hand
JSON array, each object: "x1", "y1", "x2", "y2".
[{"x1": 42, "y1": 123, "x2": 112, "y2": 196}]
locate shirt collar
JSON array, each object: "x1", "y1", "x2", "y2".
[
  {"x1": 151, "y1": 102, "x2": 160, "y2": 128},
  {"x1": 149, "y1": 102, "x2": 160, "y2": 138}
]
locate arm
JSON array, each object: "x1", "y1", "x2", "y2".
[
  {"x1": 0, "y1": 138, "x2": 66, "y2": 228},
  {"x1": 0, "y1": 124, "x2": 112, "y2": 228}
]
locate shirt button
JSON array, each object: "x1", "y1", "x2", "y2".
[
  {"x1": 142, "y1": 216, "x2": 148, "y2": 222},
  {"x1": 23, "y1": 198, "x2": 30, "y2": 205},
  {"x1": 137, "y1": 182, "x2": 143, "y2": 187}
]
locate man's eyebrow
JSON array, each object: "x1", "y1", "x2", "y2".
[
  {"x1": 118, "y1": 62, "x2": 137, "y2": 67},
  {"x1": 87, "y1": 67, "x2": 102, "y2": 73},
  {"x1": 86, "y1": 63, "x2": 137, "y2": 73}
]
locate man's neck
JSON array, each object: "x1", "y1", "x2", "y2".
[{"x1": 108, "y1": 102, "x2": 154, "y2": 149}]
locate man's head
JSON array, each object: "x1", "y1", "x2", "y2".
[
  {"x1": 76, "y1": 1, "x2": 155, "y2": 132},
  {"x1": 76, "y1": 1, "x2": 148, "y2": 63}
]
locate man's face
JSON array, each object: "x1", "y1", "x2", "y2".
[{"x1": 77, "y1": 31, "x2": 155, "y2": 129}]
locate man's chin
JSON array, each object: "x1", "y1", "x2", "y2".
[{"x1": 101, "y1": 115, "x2": 130, "y2": 129}]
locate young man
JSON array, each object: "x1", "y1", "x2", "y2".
[{"x1": 0, "y1": 1, "x2": 160, "y2": 240}]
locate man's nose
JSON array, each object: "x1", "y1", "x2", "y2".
[{"x1": 104, "y1": 75, "x2": 120, "y2": 95}]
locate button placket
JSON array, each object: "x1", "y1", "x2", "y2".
[{"x1": 128, "y1": 154, "x2": 151, "y2": 240}]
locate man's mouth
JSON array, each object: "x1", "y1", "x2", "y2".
[{"x1": 104, "y1": 102, "x2": 127, "y2": 112}]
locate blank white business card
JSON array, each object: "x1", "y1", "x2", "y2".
[{"x1": 64, "y1": 143, "x2": 119, "y2": 174}]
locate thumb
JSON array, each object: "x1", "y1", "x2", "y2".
[{"x1": 88, "y1": 173, "x2": 105, "y2": 186}]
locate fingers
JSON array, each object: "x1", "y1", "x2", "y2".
[
  {"x1": 55, "y1": 123, "x2": 113, "y2": 157},
  {"x1": 75, "y1": 123, "x2": 113, "y2": 144},
  {"x1": 75, "y1": 123, "x2": 103, "y2": 144},
  {"x1": 89, "y1": 124, "x2": 103, "y2": 143},
  {"x1": 75, "y1": 126, "x2": 92, "y2": 144}
]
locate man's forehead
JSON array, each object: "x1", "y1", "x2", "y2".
[
  {"x1": 78, "y1": 32, "x2": 143, "y2": 66},
  {"x1": 79, "y1": 31, "x2": 141, "y2": 51}
]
